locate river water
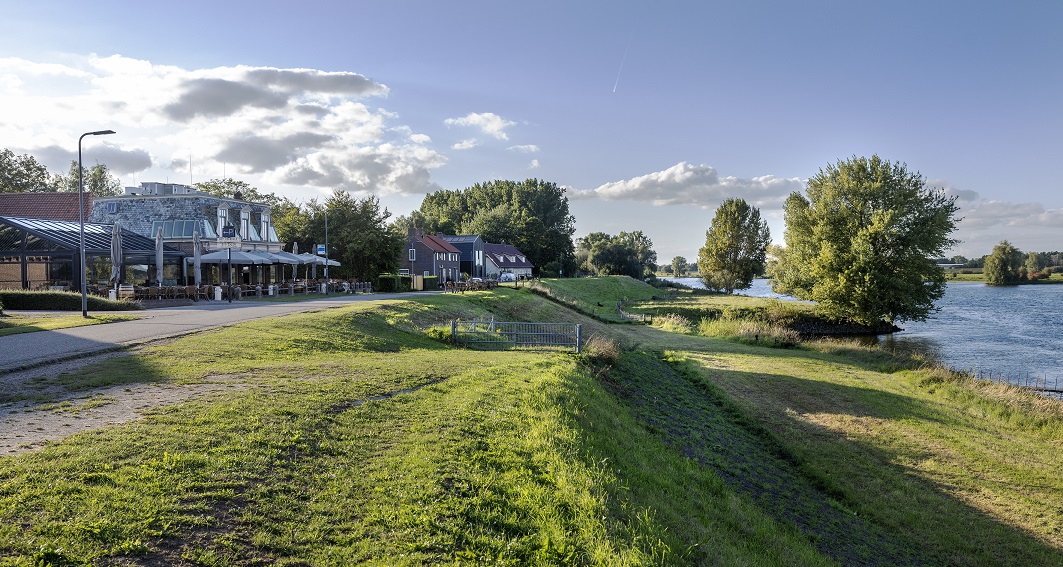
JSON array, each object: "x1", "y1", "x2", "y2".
[{"x1": 663, "y1": 277, "x2": 1063, "y2": 384}]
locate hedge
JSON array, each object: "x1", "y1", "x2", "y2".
[{"x1": 0, "y1": 290, "x2": 142, "y2": 311}]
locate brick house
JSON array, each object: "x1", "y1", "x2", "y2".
[{"x1": 404, "y1": 228, "x2": 461, "y2": 282}]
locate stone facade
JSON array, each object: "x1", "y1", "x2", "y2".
[{"x1": 88, "y1": 185, "x2": 280, "y2": 253}]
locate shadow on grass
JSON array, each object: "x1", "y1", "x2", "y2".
[{"x1": 607, "y1": 351, "x2": 1063, "y2": 567}]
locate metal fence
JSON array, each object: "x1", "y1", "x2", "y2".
[{"x1": 450, "y1": 319, "x2": 582, "y2": 353}]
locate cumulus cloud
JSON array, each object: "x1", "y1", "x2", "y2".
[
  {"x1": 452, "y1": 139, "x2": 478, "y2": 150},
  {"x1": 508, "y1": 144, "x2": 540, "y2": 153},
  {"x1": 269, "y1": 143, "x2": 445, "y2": 196},
  {"x1": 30, "y1": 143, "x2": 151, "y2": 175},
  {"x1": 0, "y1": 55, "x2": 444, "y2": 197},
  {"x1": 575, "y1": 162, "x2": 804, "y2": 209},
  {"x1": 444, "y1": 112, "x2": 515, "y2": 140},
  {"x1": 529, "y1": 159, "x2": 540, "y2": 169}
]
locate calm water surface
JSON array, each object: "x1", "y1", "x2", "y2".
[{"x1": 663, "y1": 278, "x2": 1063, "y2": 381}]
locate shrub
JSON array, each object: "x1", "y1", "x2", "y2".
[
  {"x1": 652, "y1": 313, "x2": 693, "y2": 334},
  {"x1": 375, "y1": 274, "x2": 412, "y2": 293},
  {"x1": 423, "y1": 276, "x2": 439, "y2": 290},
  {"x1": 0, "y1": 290, "x2": 141, "y2": 311},
  {"x1": 582, "y1": 334, "x2": 620, "y2": 365}
]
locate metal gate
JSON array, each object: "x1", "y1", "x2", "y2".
[{"x1": 450, "y1": 320, "x2": 582, "y2": 353}]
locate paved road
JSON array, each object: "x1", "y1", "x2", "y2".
[{"x1": 0, "y1": 293, "x2": 427, "y2": 374}]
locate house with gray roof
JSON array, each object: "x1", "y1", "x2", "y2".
[
  {"x1": 484, "y1": 242, "x2": 533, "y2": 279},
  {"x1": 440, "y1": 234, "x2": 485, "y2": 278}
]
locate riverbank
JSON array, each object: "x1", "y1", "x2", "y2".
[{"x1": 0, "y1": 284, "x2": 1060, "y2": 564}]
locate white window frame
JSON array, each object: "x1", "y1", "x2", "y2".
[{"x1": 409, "y1": 248, "x2": 416, "y2": 261}]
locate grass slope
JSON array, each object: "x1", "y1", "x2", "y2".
[
  {"x1": 0, "y1": 288, "x2": 1060, "y2": 565},
  {"x1": 528, "y1": 276, "x2": 660, "y2": 322}
]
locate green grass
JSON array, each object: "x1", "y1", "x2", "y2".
[
  {"x1": 0, "y1": 312, "x2": 143, "y2": 337},
  {"x1": 527, "y1": 276, "x2": 661, "y2": 322},
  {"x1": 0, "y1": 287, "x2": 1061, "y2": 565}
]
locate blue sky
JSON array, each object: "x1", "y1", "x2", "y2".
[{"x1": 2, "y1": 1, "x2": 1060, "y2": 261}]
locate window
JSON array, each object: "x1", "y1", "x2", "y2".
[
  {"x1": 217, "y1": 207, "x2": 229, "y2": 236},
  {"x1": 408, "y1": 248, "x2": 416, "y2": 261},
  {"x1": 399, "y1": 269, "x2": 410, "y2": 275},
  {"x1": 106, "y1": 202, "x2": 117, "y2": 213}
]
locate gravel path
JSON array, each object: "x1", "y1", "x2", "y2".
[
  {"x1": 0, "y1": 348, "x2": 243, "y2": 456},
  {"x1": 0, "y1": 293, "x2": 429, "y2": 456}
]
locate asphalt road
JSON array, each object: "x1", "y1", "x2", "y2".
[{"x1": 0, "y1": 292, "x2": 427, "y2": 374}]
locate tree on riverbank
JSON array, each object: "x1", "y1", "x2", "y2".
[
  {"x1": 698, "y1": 198, "x2": 770, "y2": 294},
  {"x1": 772, "y1": 156, "x2": 959, "y2": 325},
  {"x1": 984, "y1": 240, "x2": 1025, "y2": 285}
]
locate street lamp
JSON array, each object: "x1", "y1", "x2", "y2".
[
  {"x1": 324, "y1": 208, "x2": 329, "y2": 295},
  {"x1": 79, "y1": 129, "x2": 116, "y2": 318}
]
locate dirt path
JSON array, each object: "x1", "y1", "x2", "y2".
[{"x1": 0, "y1": 349, "x2": 241, "y2": 456}]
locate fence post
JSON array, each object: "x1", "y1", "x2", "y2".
[
  {"x1": 575, "y1": 324, "x2": 582, "y2": 354},
  {"x1": 450, "y1": 320, "x2": 457, "y2": 345}
]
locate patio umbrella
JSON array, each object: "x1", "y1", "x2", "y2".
[
  {"x1": 291, "y1": 242, "x2": 299, "y2": 281},
  {"x1": 109, "y1": 222, "x2": 123, "y2": 289},
  {"x1": 155, "y1": 227, "x2": 164, "y2": 287},
  {"x1": 192, "y1": 230, "x2": 202, "y2": 287},
  {"x1": 197, "y1": 250, "x2": 273, "y2": 264},
  {"x1": 298, "y1": 253, "x2": 324, "y2": 279}
]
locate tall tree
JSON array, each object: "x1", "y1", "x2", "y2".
[
  {"x1": 1024, "y1": 251, "x2": 1042, "y2": 277},
  {"x1": 697, "y1": 198, "x2": 770, "y2": 294},
  {"x1": 772, "y1": 156, "x2": 959, "y2": 325},
  {"x1": 984, "y1": 240, "x2": 1025, "y2": 286},
  {"x1": 56, "y1": 160, "x2": 122, "y2": 196},
  {"x1": 670, "y1": 256, "x2": 688, "y2": 277},
  {"x1": 576, "y1": 231, "x2": 657, "y2": 279},
  {"x1": 0, "y1": 149, "x2": 56, "y2": 193},
  {"x1": 308, "y1": 191, "x2": 403, "y2": 281},
  {"x1": 194, "y1": 178, "x2": 286, "y2": 208},
  {"x1": 415, "y1": 179, "x2": 576, "y2": 270}
]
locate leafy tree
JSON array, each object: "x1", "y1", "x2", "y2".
[
  {"x1": 304, "y1": 191, "x2": 403, "y2": 281},
  {"x1": 577, "y1": 231, "x2": 657, "y2": 279},
  {"x1": 1024, "y1": 251, "x2": 1042, "y2": 277},
  {"x1": 698, "y1": 198, "x2": 770, "y2": 294},
  {"x1": 415, "y1": 179, "x2": 576, "y2": 270},
  {"x1": 670, "y1": 256, "x2": 688, "y2": 276},
  {"x1": 195, "y1": 178, "x2": 286, "y2": 208},
  {"x1": 0, "y1": 149, "x2": 56, "y2": 193},
  {"x1": 772, "y1": 155, "x2": 959, "y2": 325},
  {"x1": 56, "y1": 160, "x2": 122, "y2": 196},
  {"x1": 984, "y1": 241, "x2": 1025, "y2": 286}
]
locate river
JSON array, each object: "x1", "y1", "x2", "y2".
[{"x1": 663, "y1": 277, "x2": 1063, "y2": 384}]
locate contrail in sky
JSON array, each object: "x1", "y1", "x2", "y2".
[{"x1": 613, "y1": 38, "x2": 631, "y2": 93}]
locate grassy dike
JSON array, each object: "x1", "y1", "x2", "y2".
[{"x1": 0, "y1": 282, "x2": 1061, "y2": 565}]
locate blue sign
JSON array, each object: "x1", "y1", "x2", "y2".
[
  {"x1": 222, "y1": 226, "x2": 236, "y2": 238},
  {"x1": 317, "y1": 244, "x2": 326, "y2": 255}
]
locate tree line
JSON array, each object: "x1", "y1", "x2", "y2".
[
  {"x1": 0, "y1": 148, "x2": 122, "y2": 196},
  {"x1": 694, "y1": 155, "x2": 960, "y2": 327}
]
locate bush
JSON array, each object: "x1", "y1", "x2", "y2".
[
  {"x1": 375, "y1": 274, "x2": 412, "y2": 293},
  {"x1": 0, "y1": 290, "x2": 141, "y2": 311},
  {"x1": 423, "y1": 276, "x2": 439, "y2": 290}
]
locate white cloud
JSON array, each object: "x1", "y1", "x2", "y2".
[
  {"x1": 444, "y1": 112, "x2": 515, "y2": 140},
  {"x1": 452, "y1": 139, "x2": 478, "y2": 150},
  {"x1": 0, "y1": 54, "x2": 444, "y2": 197},
  {"x1": 575, "y1": 162, "x2": 804, "y2": 209},
  {"x1": 529, "y1": 159, "x2": 540, "y2": 169},
  {"x1": 508, "y1": 144, "x2": 540, "y2": 153}
]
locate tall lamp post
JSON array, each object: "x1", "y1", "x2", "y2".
[
  {"x1": 78, "y1": 129, "x2": 116, "y2": 318},
  {"x1": 324, "y1": 208, "x2": 329, "y2": 295}
]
